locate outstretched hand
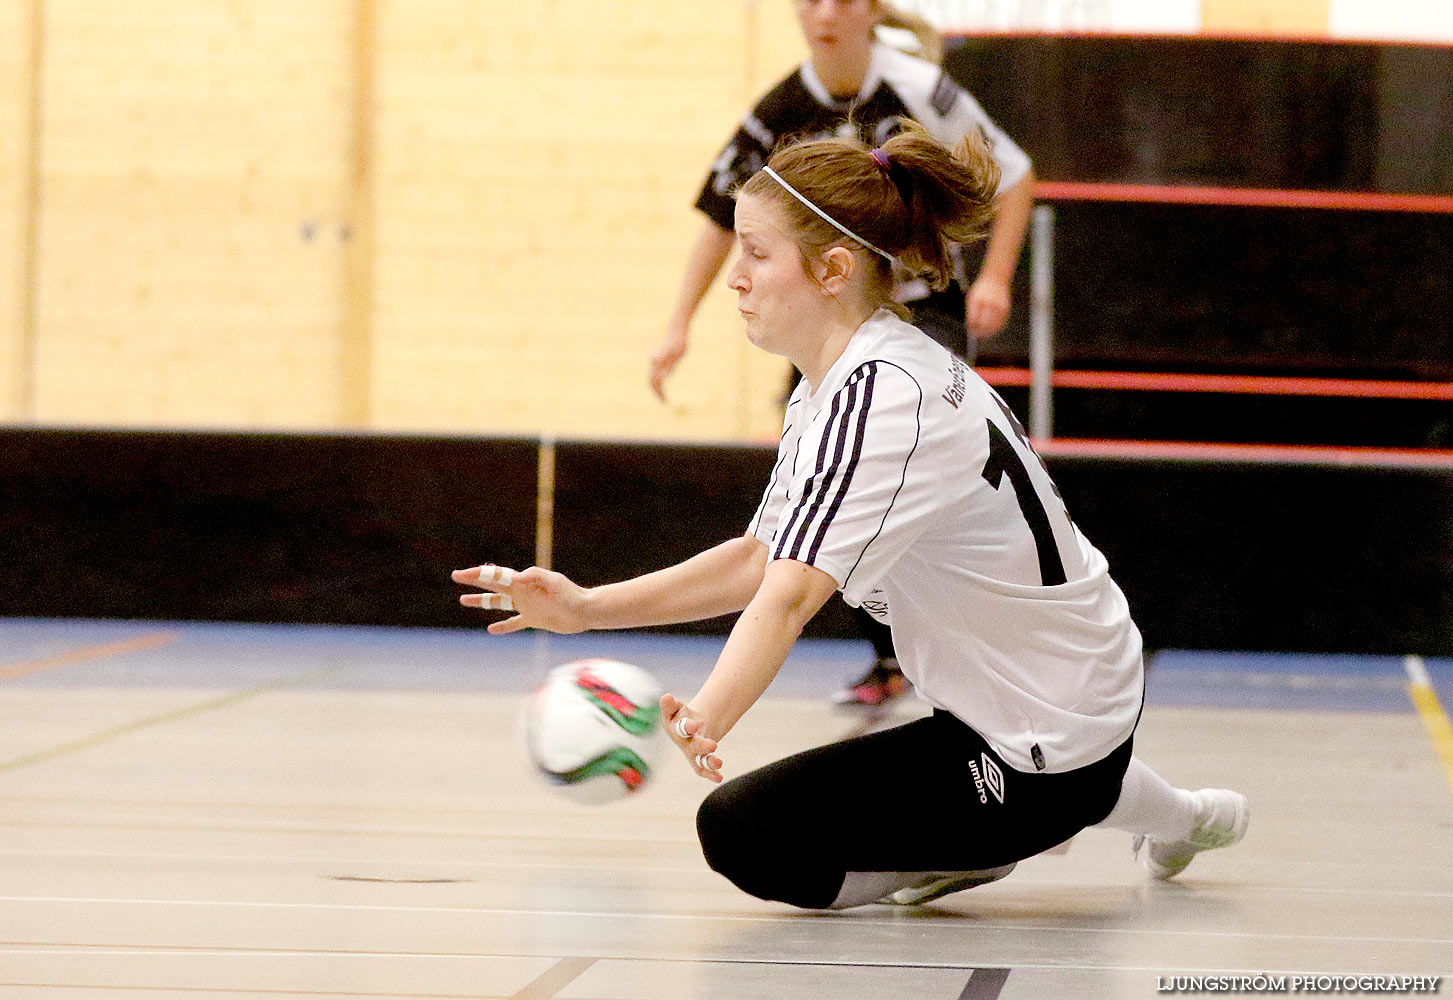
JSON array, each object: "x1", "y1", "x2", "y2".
[
  {"x1": 451, "y1": 564, "x2": 590, "y2": 635},
  {"x1": 648, "y1": 332, "x2": 688, "y2": 402},
  {"x1": 660, "y1": 692, "x2": 722, "y2": 783}
]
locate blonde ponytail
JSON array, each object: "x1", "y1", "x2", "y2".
[{"x1": 877, "y1": 1, "x2": 943, "y2": 65}]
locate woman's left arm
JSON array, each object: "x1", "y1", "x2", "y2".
[
  {"x1": 966, "y1": 167, "x2": 1035, "y2": 337},
  {"x1": 661, "y1": 558, "x2": 839, "y2": 781}
]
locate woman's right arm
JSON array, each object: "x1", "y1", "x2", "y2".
[
  {"x1": 648, "y1": 221, "x2": 737, "y2": 402},
  {"x1": 453, "y1": 532, "x2": 768, "y2": 635}
]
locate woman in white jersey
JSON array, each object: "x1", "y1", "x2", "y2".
[
  {"x1": 457, "y1": 123, "x2": 1248, "y2": 909},
  {"x1": 652, "y1": 0, "x2": 1037, "y2": 709}
]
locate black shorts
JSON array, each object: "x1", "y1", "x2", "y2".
[{"x1": 696, "y1": 709, "x2": 1132, "y2": 908}]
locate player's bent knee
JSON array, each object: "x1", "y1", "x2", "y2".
[
  {"x1": 696, "y1": 780, "x2": 840, "y2": 909},
  {"x1": 696, "y1": 781, "x2": 761, "y2": 884}
]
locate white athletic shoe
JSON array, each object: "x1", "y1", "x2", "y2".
[
  {"x1": 1137, "y1": 788, "x2": 1250, "y2": 880},
  {"x1": 881, "y1": 864, "x2": 1017, "y2": 905}
]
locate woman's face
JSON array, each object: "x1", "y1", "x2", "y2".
[
  {"x1": 795, "y1": 0, "x2": 880, "y2": 64},
  {"x1": 728, "y1": 192, "x2": 830, "y2": 359}
]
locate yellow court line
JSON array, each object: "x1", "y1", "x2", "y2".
[
  {"x1": 510, "y1": 957, "x2": 596, "y2": 1000},
  {"x1": 0, "y1": 631, "x2": 179, "y2": 681},
  {"x1": 0, "y1": 664, "x2": 344, "y2": 774},
  {"x1": 1404, "y1": 656, "x2": 1453, "y2": 800}
]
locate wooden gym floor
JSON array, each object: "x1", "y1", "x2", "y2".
[{"x1": 1, "y1": 618, "x2": 1450, "y2": 998}]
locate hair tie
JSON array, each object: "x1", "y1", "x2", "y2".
[{"x1": 870, "y1": 147, "x2": 913, "y2": 207}]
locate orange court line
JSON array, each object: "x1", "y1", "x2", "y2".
[
  {"x1": 976, "y1": 368, "x2": 1453, "y2": 401},
  {"x1": 0, "y1": 631, "x2": 179, "y2": 681},
  {"x1": 1034, "y1": 438, "x2": 1453, "y2": 470},
  {"x1": 946, "y1": 29, "x2": 1453, "y2": 48},
  {"x1": 1034, "y1": 180, "x2": 1453, "y2": 214}
]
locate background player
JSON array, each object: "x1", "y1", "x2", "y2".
[
  {"x1": 462, "y1": 123, "x2": 1247, "y2": 908},
  {"x1": 649, "y1": 0, "x2": 1037, "y2": 709}
]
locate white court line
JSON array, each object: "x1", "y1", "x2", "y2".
[
  {"x1": 0, "y1": 946, "x2": 1447, "y2": 981},
  {"x1": 1, "y1": 896, "x2": 1449, "y2": 946},
  {"x1": 0, "y1": 795, "x2": 702, "y2": 820},
  {"x1": 0, "y1": 819, "x2": 699, "y2": 845},
  {"x1": 1405, "y1": 655, "x2": 1434, "y2": 688},
  {"x1": 0, "y1": 848, "x2": 704, "y2": 876},
  {"x1": 4, "y1": 848, "x2": 1453, "y2": 900}
]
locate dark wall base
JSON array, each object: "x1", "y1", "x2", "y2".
[
  {"x1": 1053, "y1": 457, "x2": 1453, "y2": 655},
  {"x1": 4, "y1": 429, "x2": 1450, "y2": 654},
  {"x1": 0, "y1": 429, "x2": 537, "y2": 628}
]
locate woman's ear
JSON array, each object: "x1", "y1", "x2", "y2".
[{"x1": 817, "y1": 246, "x2": 856, "y2": 296}]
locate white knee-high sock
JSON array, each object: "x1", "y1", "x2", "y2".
[{"x1": 1093, "y1": 756, "x2": 1198, "y2": 841}]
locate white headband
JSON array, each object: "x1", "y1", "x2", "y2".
[{"x1": 761, "y1": 166, "x2": 896, "y2": 263}]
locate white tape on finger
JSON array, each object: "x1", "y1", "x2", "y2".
[
  {"x1": 480, "y1": 593, "x2": 515, "y2": 612},
  {"x1": 673, "y1": 717, "x2": 691, "y2": 740},
  {"x1": 481, "y1": 565, "x2": 514, "y2": 586},
  {"x1": 695, "y1": 753, "x2": 713, "y2": 772}
]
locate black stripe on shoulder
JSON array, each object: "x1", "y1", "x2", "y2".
[
  {"x1": 930, "y1": 71, "x2": 959, "y2": 116},
  {"x1": 774, "y1": 387, "x2": 843, "y2": 560},
  {"x1": 806, "y1": 364, "x2": 878, "y2": 563},
  {"x1": 785, "y1": 373, "x2": 864, "y2": 560},
  {"x1": 842, "y1": 361, "x2": 923, "y2": 590}
]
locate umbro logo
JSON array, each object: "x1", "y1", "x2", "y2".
[{"x1": 967, "y1": 753, "x2": 1005, "y2": 805}]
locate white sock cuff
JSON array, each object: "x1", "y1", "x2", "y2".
[{"x1": 1094, "y1": 756, "x2": 1197, "y2": 842}]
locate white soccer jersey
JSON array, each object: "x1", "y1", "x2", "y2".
[{"x1": 749, "y1": 310, "x2": 1144, "y2": 773}]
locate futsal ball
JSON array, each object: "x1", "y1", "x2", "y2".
[{"x1": 526, "y1": 658, "x2": 665, "y2": 805}]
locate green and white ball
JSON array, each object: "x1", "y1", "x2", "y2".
[{"x1": 526, "y1": 659, "x2": 665, "y2": 805}]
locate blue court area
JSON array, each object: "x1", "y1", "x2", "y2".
[
  {"x1": 1145, "y1": 649, "x2": 1451, "y2": 714},
  {"x1": 2, "y1": 617, "x2": 1447, "y2": 715}
]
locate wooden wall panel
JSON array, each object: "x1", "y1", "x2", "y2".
[
  {"x1": 0, "y1": 2, "x2": 34, "y2": 420},
  {"x1": 32, "y1": 1, "x2": 352, "y2": 427},
  {"x1": 368, "y1": 0, "x2": 800, "y2": 442},
  {"x1": 1201, "y1": 0, "x2": 1328, "y2": 35}
]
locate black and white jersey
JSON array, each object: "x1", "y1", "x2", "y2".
[
  {"x1": 695, "y1": 42, "x2": 1031, "y2": 234},
  {"x1": 749, "y1": 310, "x2": 1144, "y2": 773}
]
